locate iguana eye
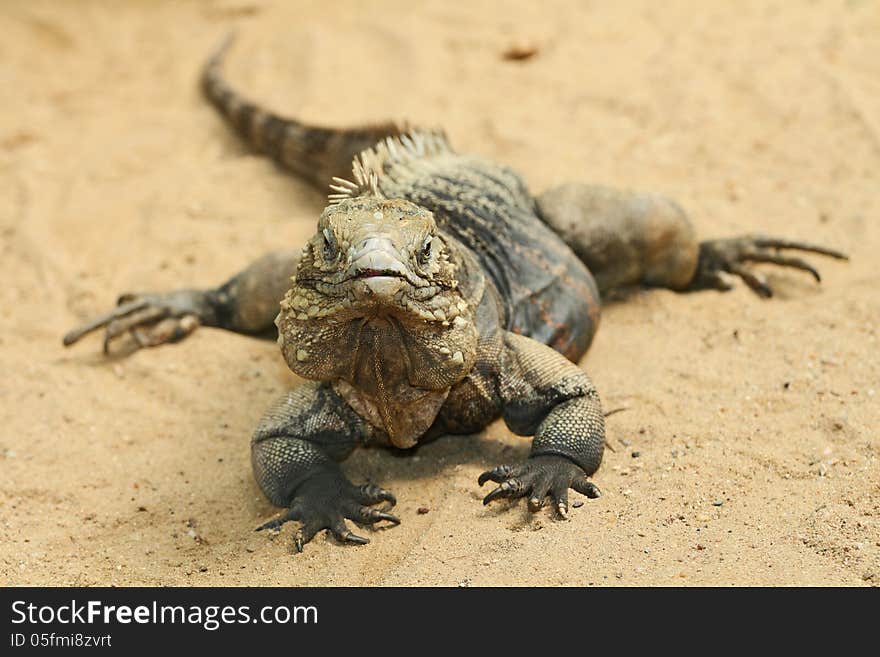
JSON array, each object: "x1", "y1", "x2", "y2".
[
  {"x1": 419, "y1": 235, "x2": 433, "y2": 263},
  {"x1": 322, "y1": 229, "x2": 337, "y2": 262}
]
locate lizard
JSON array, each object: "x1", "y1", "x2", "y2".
[{"x1": 62, "y1": 37, "x2": 848, "y2": 552}]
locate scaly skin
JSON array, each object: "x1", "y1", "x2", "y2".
[{"x1": 63, "y1": 37, "x2": 848, "y2": 552}]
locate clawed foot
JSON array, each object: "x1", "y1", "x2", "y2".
[
  {"x1": 692, "y1": 235, "x2": 848, "y2": 297},
  {"x1": 63, "y1": 291, "x2": 208, "y2": 354},
  {"x1": 256, "y1": 476, "x2": 399, "y2": 552},
  {"x1": 478, "y1": 455, "x2": 601, "y2": 518}
]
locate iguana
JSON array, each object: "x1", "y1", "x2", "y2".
[{"x1": 63, "y1": 38, "x2": 847, "y2": 551}]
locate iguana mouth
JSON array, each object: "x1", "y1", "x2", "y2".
[
  {"x1": 353, "y1": 268, "x2": 406, "y2": 280},
  {"x1": 345, "y1": 243, "x2": 427, "y2": 288}
]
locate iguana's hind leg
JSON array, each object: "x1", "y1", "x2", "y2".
[
  {"x1": 536, "y1": 183, "x2": 847, "y2": 297},
  {"x1": 63, "y1": 249, "x2": 300, "y2": 354}
]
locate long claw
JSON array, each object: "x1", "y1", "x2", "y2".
[
  {"x1": 483, "y1": 486, "x2": 508, "y2": 505},
  {"x1": 360, "y1": 508, "x2": 401, "y2": 525},
  {"x1": 294, "y1": 522, "x2": 322, "y2": 553},
  {"x1": 752, "y1": 237, "x2": 849, "y2": 260},
  {"x1": 729, "y1": 263, "x2": 772, "y2": 297},
  {"x1": 62, "y1": 298, "x2": 150, "y2": 346},
  {"x1": 743, "y1": 252, "x2": 821, "y2": 282},
  {"x1": 483, "y1": 478, "x2": 524, "y2": 505},
  {"x1": 255, "y1": 507, "x2": 300, "y2": 532},
  {"x1": 340, "y1": 531, "x2": 370, "y2": 545},
  {"x1": 329, "y1": 518, "x2": 369, "y2": 545}
]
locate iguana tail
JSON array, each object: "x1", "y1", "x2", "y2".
[{"x1": 201, "y1": 34, "x2": 404, "y2": 190}]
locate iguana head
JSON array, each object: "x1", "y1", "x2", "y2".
[{"x1": 276, "y1": 196, "x2": 480, "y2": 390}]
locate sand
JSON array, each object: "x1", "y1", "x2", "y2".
[{"x1": 1, "y1": 0, "x2": 878, "y2": 587}]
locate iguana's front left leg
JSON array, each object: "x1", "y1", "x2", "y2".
[
  {"x1": 252, "y1": 382, "x2": 400, "y2": 552},
  {"x1": 479, "y1": 332, "x2": 605, "y2": 517}
]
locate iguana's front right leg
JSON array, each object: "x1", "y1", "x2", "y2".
[
  {"x1": 252, "y1": 382, "x2": 400, "y2": 552},
  {"x1": 63, "y1": 249, "x2": 300, "y2": 353}
]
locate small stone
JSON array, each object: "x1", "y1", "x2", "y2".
[
  {"x1": 199, "y1": 565, "x2": 208, "y2": 572},
  {"x1": 501, "y1": 44, "x2": 539, "y2": 61},
  {"x1": 572, "y1": 500, "x2": 584, "y2": 508},
  {"x1": 631, "y1": 451, "x2": 641, "y2": 458},
  {"x1": 417, "y1": 507, "x2": 430, "y2": 515},
  {"x1": 712, "y1": 500, "x2": 724, "y2": 507}
]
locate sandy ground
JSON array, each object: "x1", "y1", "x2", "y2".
[{"x1": 1, "y1": 0, "x2": 878, "y2": 587}]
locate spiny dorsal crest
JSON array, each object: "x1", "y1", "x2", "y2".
[{"x1": 328, "y1": 128, "x2": 453, "y2": 205}]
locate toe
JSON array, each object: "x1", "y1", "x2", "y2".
[
  {"x1": 330, "y1": 518, "x2": 369, "y2": 546},
  {"x1": 527, "y1": 475, "x2": 553, "y2": 512},
  {"x1": 478, "y1": 465, "x2": 515, "y2": 487},
  {"x1": 356, "y1": 507, "x2": 401, "y2": 526},
  {"x1": 353, "y1": 483, "x2": 397, "y2": 507},
  {"x1": 483, "y1": 477, "x2": 525, "y2": 505},
  {"x1": 572, "y1": 476, "x2": 601, "y2": 498},
  {"x1": 550, "y1": 482, "x2": 570, "y2": 518}
]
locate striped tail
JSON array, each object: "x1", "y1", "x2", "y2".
[{"x1": 201, "y1": 34, "x2": 405, "y2": 190}]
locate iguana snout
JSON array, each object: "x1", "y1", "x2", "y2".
[{"x1": 348, "y1": 236, "x2": 411, "y2": 300}]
